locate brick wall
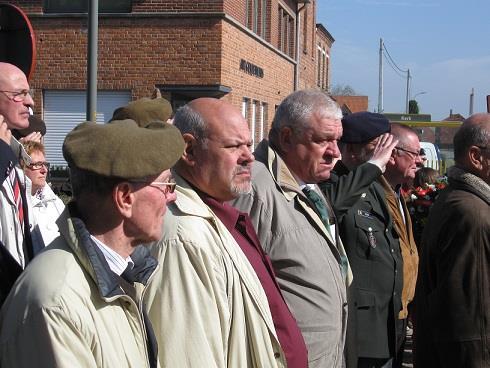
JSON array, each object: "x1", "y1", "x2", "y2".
[
  {"x1": 6, "y1": 0, "x2": 328, "y2": 125},
  {"x1": 26, "y1": 15, "x2": 222, "y2": 114},
  {"x1": 10, "y1": 0, "x2": 225, "y2": 13},
  {"x1": 221, "y1": 20, "x2": 294, "y2": 137}
]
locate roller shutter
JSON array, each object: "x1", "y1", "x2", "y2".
[{"x1": 43, "y1": 90, "x2": 131, "y2": 166}]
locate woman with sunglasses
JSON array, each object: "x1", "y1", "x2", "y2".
[{"x1": 21, "y1": 141, "x2": 65, "y2": 247}]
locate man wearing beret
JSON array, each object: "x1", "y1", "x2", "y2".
[
  {"x1": 321, "y1": 112, "x2": 417, "y2": 368},
  {"x1": 144, "y1": 97, "x2": 303, "y2": 368},
  {"x1": 0, "y1": 119, "x2": 184, "y2": 368}
]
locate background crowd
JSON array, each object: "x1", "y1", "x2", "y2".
[{"x1": 0, "y1": 60, "x2": 489, "y2": 368}]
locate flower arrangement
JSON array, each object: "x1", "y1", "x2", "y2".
[{"x1": 406, "y1": 176, "x2": 448, "y2": 246}]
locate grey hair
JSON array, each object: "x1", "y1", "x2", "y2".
[
  {"x1": 269, "y1": 90, "x2": 342, "y2": 144},
  {"x1": 173, "y1": 103, "x2": 208, "y2": 145},
  {"x1": 453, "y1": 121, "x2": 490, "y2": 161},
  {"x1": 390, "y1": 123, "x2": 417, "y2": 148}
]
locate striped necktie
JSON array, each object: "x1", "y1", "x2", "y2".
[
  {"x1": 302, "y1": 186, "x2": 331, "y2": 234},
  {"x1": 8, "y1": 169, "x2": 24, "y2": 231}
]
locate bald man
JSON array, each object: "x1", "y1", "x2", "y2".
[
  {"x1": 0, "y1": 62, "x2": 36, "y2": 304},
  {"x1": 144, "y1": 98, "x2": 305, "y2": 368},
  {"x1": 414, "y1": 113, "x2": 490, "y2": 368}
]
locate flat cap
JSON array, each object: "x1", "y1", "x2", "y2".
[
  {"x1": 111, "y1": 97, "x2": 173, "y2": 128},
  {"x1": 63, "y1": 119, "x2": 184, "y2": 179},
  {"x1": 12, "y1": 115, "x2": 46, "y2": 140},
  {"x1": 340, "y1": 112, "x2": 390, "y2": 143}
]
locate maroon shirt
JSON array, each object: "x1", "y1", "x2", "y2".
[{"x1": 202, "y1": 195, "x2": 308, "y2": 368}]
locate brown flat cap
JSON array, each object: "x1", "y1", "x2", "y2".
[
  {"x1": 111, "y1": 97, "x2": 173, "y2": 128},
  {"x1": 63, "y1": 119, "x2": 184, "y2": 179}
]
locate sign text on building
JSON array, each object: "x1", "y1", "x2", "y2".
[{"x1": 240, "y1": 59, "x2": 264, "y2": 79}]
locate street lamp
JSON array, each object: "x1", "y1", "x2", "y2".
[{"x1": 412, "y1": 91, "x2": 427, "y2": 100}]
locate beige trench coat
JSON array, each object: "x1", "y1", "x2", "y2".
[
  {"x1": 144, "y1": 175, "x2": 286, "y2": 368},
  {"x1": 0, "y1": 207, "x2": 159, "y2": 368}
]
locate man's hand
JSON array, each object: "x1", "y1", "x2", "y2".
[
  {"x1": 0, "y1": 115, "x2": 12, "y2": 145},
  {"x1": 19, "y1": 131, "x2": 43, "y2": 143},
  {"x1": 368, "y1": 133, "x2": 399, "y2": 172}
]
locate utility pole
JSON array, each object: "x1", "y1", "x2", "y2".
[
  {"x1": 378, "y1": 38, "x2": 383, "y2": 113},
  {"x1": 405, "y1": 68, "x2": 410, "y2": 114},
  {"x1": 86, "y1": 0, "x2": 98, "y2": 122},
  {"x1": 469, "y1": 88, "x2": 474, "y2": 116}
]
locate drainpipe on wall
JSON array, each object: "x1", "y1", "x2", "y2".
[
  {"x1": 86, "y1": 0, "x2": 98, "y2": 122},
  {"x1": 294, "y1": 0, "x2": 310, "y2": 91}
]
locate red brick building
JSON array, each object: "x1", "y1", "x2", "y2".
[{"x1": 8, "y1": 0, "x2": 333, "y2": 164}]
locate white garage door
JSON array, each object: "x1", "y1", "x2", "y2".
[{"x1": 43, "y1": 90, "x2": 131, "y2": 166}]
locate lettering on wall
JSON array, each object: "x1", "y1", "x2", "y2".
[{"x1": 240, "y1": 59, "x2": 264, "y2": 79}]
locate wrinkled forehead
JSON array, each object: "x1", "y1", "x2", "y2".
[{"x1": 306, "y1": 112, "x2": 342, "y2": 137}]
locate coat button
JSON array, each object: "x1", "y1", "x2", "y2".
[{"x1": 274, "y1": 352, "x2": 281, "y2": 359}]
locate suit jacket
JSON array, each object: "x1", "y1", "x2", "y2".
[{"x1": 0, "y1": 141, "x2": 23, "y2": 305}]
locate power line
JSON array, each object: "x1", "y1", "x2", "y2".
[{"x1": 382, "y1": 43, "x2": 408, "y2": 73}]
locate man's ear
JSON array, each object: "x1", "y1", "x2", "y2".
[
  {"x1": 468, "y1": 146, "x2": 484, "y2": 171},
  {"x1": 113, "y1": 182, "x2": 134, "y2": 219},
  {"x1": 387, "y1": 149, "x2": 397, "y2": 166},
  {"x1": 180, "y1": 133, "x2": 198, "y2": 167},
  {"x1": 279, "y1": 127, "x2": 294, "y2": 153}
]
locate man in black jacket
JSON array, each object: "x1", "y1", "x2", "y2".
[{"x1": 414, "y1": 113, "x2": 490, "y2": 368}]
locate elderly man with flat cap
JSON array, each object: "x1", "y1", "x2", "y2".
[
  {"x1": 0, "y1": 119, "x2": 184, "y2": 368},
  {"x1": 321, "y1": 112, "x2": 410, "y2": 368}
]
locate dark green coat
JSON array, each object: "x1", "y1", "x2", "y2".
[{"x1": 321, "y1": 162, "x2": 404, "y2": 362}]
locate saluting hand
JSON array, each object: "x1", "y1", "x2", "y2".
[{"x1": 368, "y1": 133, "x2": 399, "y2": 172}]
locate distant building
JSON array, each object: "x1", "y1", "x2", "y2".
[
  {"x1": 331, "y1": 95, "x2": 369, "y2": 115},
  {"x1": 11, "y1": 0, "x2": 333, "y2": 165}
]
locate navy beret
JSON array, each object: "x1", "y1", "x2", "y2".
[{"x1": 340, "y1": 112, "x2": 390, "y2": 143}]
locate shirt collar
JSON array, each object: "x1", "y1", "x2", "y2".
[
  {"x1": 199, "y1": 192, "x2": 241, "y2": 230},
  {"x1": 90, "y1": 235, "x2": 134, "y2": 276}
]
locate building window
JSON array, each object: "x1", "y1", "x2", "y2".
[
  {"x1": 259, "y1": 102, "x2": 268, "y2": 142},
  {"x1": 242, "y1": 97, "x2": 250, "y2": 121},
  {"x1": 317, "y1": 45, "x2": 328, "y2": 90},
  {"x1": 278, "y1": 6, "x2": 295, "y2": 58},
  {"x1": 302, "y1": 7, "x2": 308, "y2": 54},
  {"x1": 246, "y1": 0, "x2": 268, "y2": 39},
  {"x1": 44, "y1": 0, "x2": 131, "y2": 13}
]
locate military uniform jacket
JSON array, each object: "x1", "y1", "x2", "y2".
[{"x1": 324, "y1": 162, "x2": 403, "y2": 360}]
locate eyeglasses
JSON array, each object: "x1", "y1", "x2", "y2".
[
  {"x1": 0, "y1": 89, "x2": 34, "y2": 102},
  {"x1": 129, "y1": 180, "x2": 176, "y2": 195},
  {"x1": 395, "y1": 146, "x2": 421, "y2": 159},
  {"x1": 27, "y1": 161, "x2": 50, "y2": 170}
]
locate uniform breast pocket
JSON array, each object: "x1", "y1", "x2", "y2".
[{"x1": 354, "y1": 213, "x2": 382, "y2": 260}]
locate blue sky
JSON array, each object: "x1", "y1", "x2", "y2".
[{"x1": 317, "y1": 0, "x2": 490, "y2": 120}]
